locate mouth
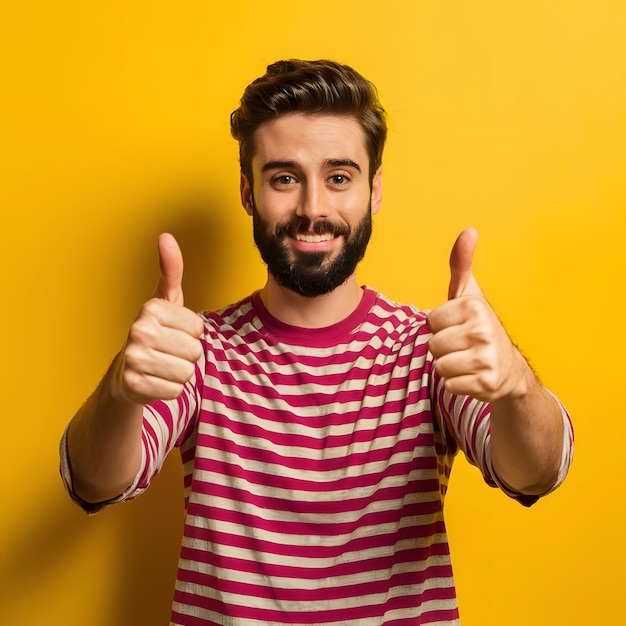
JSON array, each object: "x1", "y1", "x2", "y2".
[{"x1": 294, "y1": 232, "x2": 335, "y2": 243}]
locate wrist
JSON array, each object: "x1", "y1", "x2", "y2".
[
  {"x1": 499, "y1": 349, "x2": 536, "y2": 403},
  {"x1": 106, "y1": 351, "x2": 141, "y2": 407}
]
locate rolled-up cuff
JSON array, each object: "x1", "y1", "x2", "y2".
[{"x1": 485, "y1": 389, "x2": 574, "y2": 507}]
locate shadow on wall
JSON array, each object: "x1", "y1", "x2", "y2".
[
  {"x1": 110, "y1": 194, "x2": 235, "y2": 625},
  {"x1": 0, "y1": 194, "x2": 236, "y2": 625},
  {"x1": 116, "y1": 187, "x2": 239, "y2": 314},
  {"x1": 111, "y1": 455, "x2": 185, "y2": 626},
  {"x1": 0, "y1": 458, "x2": 184, "y2": 626}
]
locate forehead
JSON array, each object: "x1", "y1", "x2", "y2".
[{"x1": 251, "y1": 113, "x2": 368, "y2": 168}]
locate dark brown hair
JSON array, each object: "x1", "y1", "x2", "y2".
[{"x1": 230, "y1": 59, "x2": 387, "y2": 183}]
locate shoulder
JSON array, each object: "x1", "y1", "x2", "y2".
[
  {"x1": 200, "y1": 293, "x2": 256, "y2": 327},
  {"x1": 361, "y1": 288, "x2": 431, "y2": 343},
  {"x1": 367, "y1": 288, "x2": 429, "y2": 325},
  {"x1": 196, "y1": 294, "x2": 265, "y2": 349}
]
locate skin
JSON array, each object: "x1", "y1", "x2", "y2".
[{"x1": 67, "y1": 112, "x2": 563, "y2": 503}]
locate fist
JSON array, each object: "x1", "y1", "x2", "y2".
[
  {"x1": 428, "y1": 228, "x2": 527, "y2": 403},
  {"x1": 117, "y1": 234, "x2": 205, "y2": 405}
]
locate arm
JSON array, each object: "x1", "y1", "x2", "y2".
[
  {"x1": 486, "y1": 351, "x2": 564, "y2": 494},
  {"x1": 66, "y1": 354, "x2": 144, "y2": 504},
  {"x1": 428, "y1": 228, "x2": 569, "y2": 495},
  {"x1": 65, "y1": 234, "x2": 204, "y2": 504}
]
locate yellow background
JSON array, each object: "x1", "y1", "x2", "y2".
[{"x1": 1, "y1": 1, "x2": 623, "y2": 624}]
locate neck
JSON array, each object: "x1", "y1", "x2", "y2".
[{"x1": 259, "y1": 274, "x2": 364, "y2": 328}]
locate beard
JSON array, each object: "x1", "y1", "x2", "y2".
[{"x1": 252, "y1": 206, "x2": 372, "y2": 298}]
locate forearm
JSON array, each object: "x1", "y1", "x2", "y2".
[
  {"x1": 67, "y1": 353, "x2": 145, "y2": 504},
  {"x1": 489, "y1": 356, "x2": 564, "y2": 495}
]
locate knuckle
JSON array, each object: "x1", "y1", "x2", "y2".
[
  {"x1": 158, "y1": 378, "x2": 186, "y2": 400},
  {"x1": 128, "y1": 320, "x2": 155, "y2": 346},
  {"x1": 190, "y1": 341, "x2": 203, "y2": 362},
  {"x1": 142, "y1": 298, "x2": 164, "y2": 315},
  {"x1": 428, "y1": 336, "x2": 440, "y2": 356},
  {"x1": 433, "y1": 357, "x2": 449, "y2": 378},
  {"x1": 180, "y1": 361, "x2": 197, "y2": 383},
  {"x1": 426, "y1": 311, "x2": 439, "y2": 332},
  {"x1": 179, "y1": 335, "x2": 202, "y2": 363},
  {"x1": 466, "y1": 321, "x2": 495, "y2": 345},
  {"x1": 460, "y1": 298, "x2": 492, "y2": 326},
  {"x1": 163, "y1": 383, "x2": 185, "y2": 400},
  {"x1": 121, "y1": 368, "x2": 145, "y2": 396},
  {"x1": 122, "y1": 344, "x2": 144, "y2": 371},
  {"x1": 459, "y1": 296, "x2": 483, "y2": 315},
  {"x1": 192, "y1": 315, "x2": 205, "y2": 337},
  {"x1": 477, "y1": 370, "x2": 499, "y2": 394}
]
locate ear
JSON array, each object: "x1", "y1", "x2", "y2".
[
  {"x1": 370, "y1": 167, "x2": 383, "y2": 215},
  {"x1": 240, "y1": 173, "x2": 254, "y2": 216}
]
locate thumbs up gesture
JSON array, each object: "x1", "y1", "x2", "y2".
[
  {"x1": 117, "y1": 233, "x2": 205, "y2": 405},
  {"x1": 428, "y1": 228, "x2": 528, "y2": 403}
]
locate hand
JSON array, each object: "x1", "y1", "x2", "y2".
[
  {"x1": 428, "y1": 228, "x2": 528, "y2": 403},
  {"x1": 116, "y1": 233, "x2": 205, "y2": 405}
]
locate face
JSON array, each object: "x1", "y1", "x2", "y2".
[{"x1": 240, "y1": 113, "x2": 383, "y2": 297}]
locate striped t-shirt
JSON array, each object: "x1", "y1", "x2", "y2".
[{"x1": 62, "y1": 287, "x2": 573, "y2": 625}]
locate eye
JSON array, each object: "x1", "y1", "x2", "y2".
[
  {"x1": 273, "y1": 174, "x2": 297, "y2": 186},
  {"x1": 329, "y1": 172, "x2": 351, "y2": 186}
]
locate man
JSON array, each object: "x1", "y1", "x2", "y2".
[{"x1": 61, "y1": 59, "x2": 573, "y2": 625}]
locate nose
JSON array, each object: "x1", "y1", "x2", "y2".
[{"x1": 296, "y1": 181, "x2": 329, "y2": 221}]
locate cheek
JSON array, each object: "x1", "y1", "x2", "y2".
[
  {"x1": 342, "y1": 189, "x2": 372, "y2": 215},
  {"x1": 258, "y1": 188, "x2": 298, "y2": 219}
]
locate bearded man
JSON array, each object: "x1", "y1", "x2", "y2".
[{"x1": 62, "y1": 59, "x2": 573, "y2": 625}]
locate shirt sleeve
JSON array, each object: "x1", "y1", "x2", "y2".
[{"x1": 432, "y1": 369, "x2": 574, "y2": 507}]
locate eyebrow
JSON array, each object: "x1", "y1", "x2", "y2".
[
  {"x1": 325, "y1": 159, "x2": 361, "y2": 172},
  {"x1": 261, "y1": 158, "x2": 362, "y2": 173},
  {"x1": 261, "y1": 160, "x2": 298, "y2": 173}
]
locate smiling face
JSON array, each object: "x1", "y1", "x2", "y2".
[{"x1": 240, "y1": 113, "x2": 382, "y2": 297}]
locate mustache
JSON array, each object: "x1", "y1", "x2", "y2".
[{"x1": 275, "y1": 217, "x2": 350, "y2": 239}]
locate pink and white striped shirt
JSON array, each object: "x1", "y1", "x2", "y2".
[{"x1": 62, "y1": 287, "x2": 573, "y2": 625}]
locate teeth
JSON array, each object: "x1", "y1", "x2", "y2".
[{"x1": 295, "y1": 233, "x2": 334, "y2": 243}]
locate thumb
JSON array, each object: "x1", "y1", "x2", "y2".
[
  {"x1": 153, "y1": 233, "x2": 185, "y2": 305},
  {"x1": 448, "y1": 227, "x2": 479, "y2": 300}
]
